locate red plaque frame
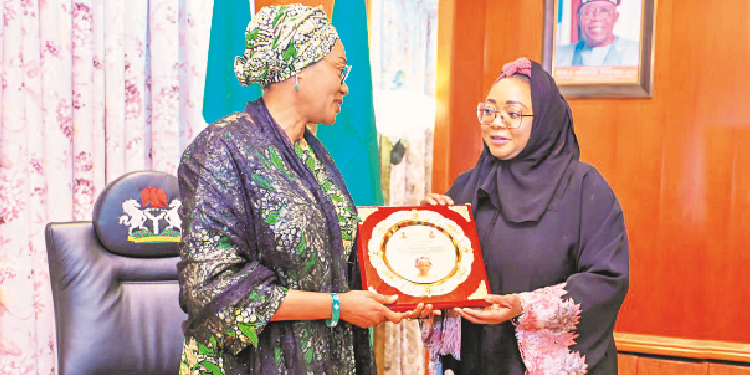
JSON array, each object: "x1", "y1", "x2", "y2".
[{"x1": 357, "y1": 205, "x2": 491, "y2": 311}]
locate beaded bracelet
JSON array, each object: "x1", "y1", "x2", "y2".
[{"x1": 326, "y1": 293, "x2": 340, "y2": 327}]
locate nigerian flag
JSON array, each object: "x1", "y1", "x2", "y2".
[
  {"x1": 202, "y1": 0, "x2": 261, "y2": 124},
  {"x1": 318, "y1": 0, "x2": 384, "y2": 206}
]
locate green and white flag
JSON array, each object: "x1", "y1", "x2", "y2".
[
  {"x1": 318, "y1": 0, "x2": 384, "y2": 206},
  {"x1": 202, "y1": 0, "x2": 261, "y2": 124}
]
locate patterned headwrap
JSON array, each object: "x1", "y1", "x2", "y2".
[{"x1": 234, "y1": 4, "x2": 339, "y2": 87}]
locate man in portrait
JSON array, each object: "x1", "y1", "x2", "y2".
[
  {"x1": 556, "y1": 0, "x2": 640, "y2": 66},
  {"x1": 415, "y1": 257, "x2": 432, "y2": 278}
]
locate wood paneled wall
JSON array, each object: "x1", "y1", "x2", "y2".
[
  {"x1": 618, "y1": 354, "x2": 750, "y2": 375},
  {"x1": 434, "y1": 0, "x2": 750, "y2": 346}
]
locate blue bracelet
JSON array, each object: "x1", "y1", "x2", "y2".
[{"x1": 326, "y1": 293, "x2": 340, "y2": 327}]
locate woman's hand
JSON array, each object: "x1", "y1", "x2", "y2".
[
  {"x1": 401, "y1": 303, "x2": 441, "y2": 320},
  {"x1": 454, "y1": 294, "x2": 522, "y2": 325},
  {"x1": 420, "y1": 193, "x2": 454, "y2": 206},
  {"x1": 339, "y1": 290, "x2": 405, "y2": 328}
]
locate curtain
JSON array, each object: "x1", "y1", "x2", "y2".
[
  {"x1": 370, "y1": 0, "x2": 439, "y2": 374},
  {"x1": 0, "y1": 0, "x2": 213, "y2": 373}
]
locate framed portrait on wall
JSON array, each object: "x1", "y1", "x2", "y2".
[{"x1": 542, "y1": 0, "x2": 656, "y2": 98}]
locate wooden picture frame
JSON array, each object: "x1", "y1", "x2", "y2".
[{"x1": 542, "y1": 0, "x2": 657, "y2": 98}]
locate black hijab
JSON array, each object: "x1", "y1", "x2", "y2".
[{"x1": 449, "y1": 60, "x2": 580, "y2": 223}]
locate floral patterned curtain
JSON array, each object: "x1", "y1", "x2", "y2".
[
  {"x1": 0, "y1": 0, "x2": 213, "y2": 373},
  {"x1": 370, "y1": 0, "x2": 439, "y2": 374}
]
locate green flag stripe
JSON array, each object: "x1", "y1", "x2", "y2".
[
  {"x1": 319, "y1": 0, "x2": 384, "y2": 206},
  {"x1": 203, "y1": 0, "x2": 262, "y2": 124}
]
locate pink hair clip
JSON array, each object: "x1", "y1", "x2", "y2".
[{"x1": 496, "y1": 57, "x2": 532, "y2": 83}]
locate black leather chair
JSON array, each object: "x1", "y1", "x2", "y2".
[{"x1": 45, "y1": 171, "x2": 187, "y2": 375}]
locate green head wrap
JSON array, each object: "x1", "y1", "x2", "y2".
[{"x1": 234, "y1": 4, "x2": 339, "y2": 87}]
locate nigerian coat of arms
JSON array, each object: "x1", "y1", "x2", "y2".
[{"x1": 118, "y1": 186, "x2": 182, "y2": 243}]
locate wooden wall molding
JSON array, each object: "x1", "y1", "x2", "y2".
[{"x1": 615, "y1": 333, "x2": 750, "y2": 363}]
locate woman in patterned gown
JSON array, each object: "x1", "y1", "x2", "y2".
[{"x1": 176, "y1": 5, "x2": 424, "y2": 375}]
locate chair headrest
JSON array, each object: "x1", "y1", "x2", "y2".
[{"x1": 93, "y1": 171, "x2": 181, "y2": 257}]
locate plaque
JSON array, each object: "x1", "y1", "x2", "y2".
[{"x1": 357, "y1": 205, "x2": 491, "y2": 311}]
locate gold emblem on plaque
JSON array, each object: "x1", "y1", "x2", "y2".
[
  {"x1": 467, "y1": 280, "x2": 489, "y2": 300},
  {"x1": 357, "y1": 207, "x2": 379, "y2": 222},
  {"x1": 448, "y1": 205, "x2": 472, "y2": 222}
]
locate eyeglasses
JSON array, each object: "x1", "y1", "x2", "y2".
[
  {"x1": 340, "y1": 64, "x2": 352, "y2": 84},
  {"x1": 476, "y1": 103, "x2": 533, "y2": 129},
  {"x1": 323, "y1": 59, "x2": 352, "y2": 84}
]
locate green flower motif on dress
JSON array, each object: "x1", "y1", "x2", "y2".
[
  {"x1": 272, "y1": 6, "x2": 287, "y2": 26},
  {"x1": 300, "y1": 329, "x2": 315, "y2": 364},
  {"x1": 296, "y1": 232, "x2": 307, "y2": 257},
  {"x1": 294, "y1": 141, "x2": 358, "y2": 258},
  {"x1": 217, "y1": 237, "x2": 232, "y2": 250},
  {"x1": 274, "y1": 344, "x2": 283, "y2": 364},
  {"x1": 237, "y1": 323, "x2": 259, "y2": 347},
  {"x1": 283, "y1": 42, "x2": 297, "y2": 61},
  {"x1": 301, "y1": 252, "x2": 318, "y2": 276},
  {"x1": 255, "y1": 146, "x2": 294, "y2": 180},
  {"x1": 251, "y1": 173, "x2": 273, "y2": 191},
  {"x1": 179, "y1": 337, "x2": 224, "y2": 375},
  {"x1": 263, "y1": 208, "x2": 281, "y2": 225}
]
